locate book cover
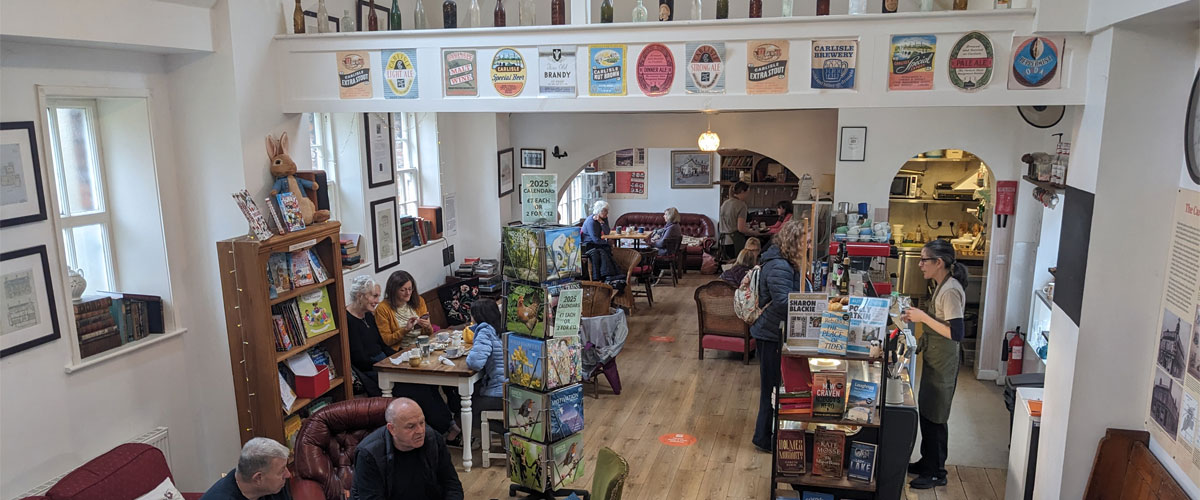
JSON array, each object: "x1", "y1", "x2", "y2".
[
  {"x1": 846, "y1": 297, "x2": 889, "y2": 355},
  {"x1": 776, "y1": 427, "x2": 806, "y2": 476},
  {"x1": 276, "y1": 193, "x2": 306, "y2": 232},
  {"x1": 812, "y1": 429, "x2": 845, "y2": 477},
  {"x1": 297, "y1": 288, "x2": 335, "y2": 337},
  {"x1": 290, "y1": 250, "x2": 316, "y2": 286},
  {"x1": 847, "y1": 441, "x2": 878, "y2": 482},
  {"x1": 232, "y1": 189, "x2": 274, "y2": 240},
  {"x1": 507, "y1": 333, "x2": 547, "y2": 390},
  {"x1": 801, "y1": 492, "x2": 834, "y2": 500},
  {"x1": 308, "y1": 249, "x2": 328, "y2": 283},
  {"x1": 506, "y1": 384, "x2": 548, "y2": 442},
  {"x1": 548, "y1": 432, "x2": 585, "y2": 491},
  {"x1": 264, "y1": 197, "x2": 287, "y2": 234},
  {"x1": 507, "y1": 283, "x2": 547, "y2": 338},
  {"x1": 269, "y1": 254, "x2": 293, "y2": 292},
  {"x1": 812, "y1": 372, "x2": 846, "y2": 419},
  {"x1": 817, "y1": 310, "x2": 849, "y2": 355},
  {"x1": 284, "y1": 415, "x2": 303, "y2": 452},
  {"x1": 545, "y1": 335, "x2": 582, "y2": 390},
  {"x1": 508, "y1": 434, "x2": 548, "y2": 492},
  {"x1": 272, "y1": 314, "x2": 294, "y2": 351},
  {"x1": 844, "y1": 379, "x2": 879, "y2": 423},
  {"x1": 781, "y1": 355, "x2": 813, "y2": 395},
  {"x1": 549, "y1": 384, "x2": 585, "y2": 442},
  {"x1": 786, "y1": 293, "x2": 826, "y2": 352}
]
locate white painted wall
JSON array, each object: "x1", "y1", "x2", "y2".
[
  {"x1": 439, "y1": 113, "x2": 504, "y2": 260},
  {"x1": 1086, "y1": 0, "x2": 1194, "y2": 32},
  {"x1": 598, "y1": 147, "x2": 722, "y2": 224},
  {"x1": 0, "y1": 0, "x2": 214, "y2": 53}
]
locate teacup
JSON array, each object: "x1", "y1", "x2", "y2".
[
  {"x1": 436, "y1": 331, "x2": 450, "y2": 343},
  {"x1": 446, "y1": 347, "x2": 460, "y2": 358}
]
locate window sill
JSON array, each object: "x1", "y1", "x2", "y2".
[
  {"x1": 64, "y1": 328, "x2": 187, "y2": 374},
  {"x1": 399, "y1": 238, "x2": 445, "y2": 256},
  {"x1": 342, "y1": 260, "x2": 372, "y2": 274}
]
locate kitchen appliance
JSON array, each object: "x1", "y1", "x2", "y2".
[
  {"x1": 934, "y1": 181, "x2": 976, "y2": 201},
  {"x1": 890, "y1": 174, "x2": 921, "y2": 199},
  {"x1": 887, "y1": 246, "x2": 929, "y2": 297}
]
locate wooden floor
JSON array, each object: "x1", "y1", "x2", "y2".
[{"x1": 459, "y1": 274, "x2": 1006, "y2": 500}]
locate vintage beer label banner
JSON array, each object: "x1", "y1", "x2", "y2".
[
  {"x1": 539, "y1": 46, "x2": 576, "y2": 97},
  {"x1": 491, "y1": 47, "x2": 527, "y2": 97},
  {"x1": 685, "y1": 42, "x2": 725, "y2": 94},
  {"x1": 382, "y1": 49, "x2": 418, "y2": 99},
  {"x1": 747, "y1": 40, "x2": 789, "y2": 95},
  {"x1": 336, "y1": 51, "x2": 372, "y2": 99},
  {"x1": 443, "y1": 49, "x2": 478, "y2": 97},
  {"x1": 636, "y1": 43, "x2": 675, "y2": 97},
  {"x1": 589, "y1": 45, "x2": 627, "y2": 96},
  {"x1": 1009, "y1": 37, "x2": 1064, "y2": 90},
  {"x1": 889, "y1": 35, "x2": 936, "y2": 91},
  {"x1": 948, "y1": 32, "x2": 994, "y2": 92},
  {"x1": 811, "y1": 40, "x2": 857, "y2": 90}
]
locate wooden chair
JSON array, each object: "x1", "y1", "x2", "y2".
[
  {"x1": 578, "y1": 280, "x2": 615, "y2": 317},
  {"x1": 592, "y1": 447, "x2": 629, "y2": 500},
  {"x1": 1084, "y1": 428, "x2": 1188, "y2": 500},
  {"x1": 610, "y1": 248, "x2": 642, "y2": 313},
  {"x1": 694, "y1": 280, "x2": 755, "y2": 364}
]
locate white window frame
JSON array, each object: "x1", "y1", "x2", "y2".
[
  {"x1": 307, "y1": 112, "x2": 339, "y2": 220},
  {"x1": 392, "y1": 112, "x2": 421, "y2": 217}
]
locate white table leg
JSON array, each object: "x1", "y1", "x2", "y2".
[
  {"x1": 380, "y1": 373, "x2": 393, "y2": 398},
  {"x1": 460, "y1": 380, "x2": 473, "y2": 471}
]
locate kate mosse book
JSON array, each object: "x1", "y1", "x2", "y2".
[
  {"x1": 847, "y1": 441, "x2": 878, "y2": 482},
  {"x1": 812, "y1": 428, "x2": 845, "y2": 477},
  {"x1": 811, "y1": 371, "x2": 846, "y2": 418}
]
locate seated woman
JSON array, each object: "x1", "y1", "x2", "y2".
[
  {"x1": 464, "y1": 298, "x2": 507, "y2": 445},
  {"x1": 766, "y1": 200, "x2": 793, "y2": 235},
  {"x1": 346, "y1": 275, "x2": 394, "y2": 397},
  {"x1": 720, "y1": 247, "x2": 759, "y2": 285},
  {"x1": 650, "y1": 207, "x2": 684, "y2": 256},
  {"x1": 581, "y1": 200, "x2": 622, "y2": 282}
]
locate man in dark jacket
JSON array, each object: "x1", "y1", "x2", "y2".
[
  {"x1": 351, "y1": 398, "x2": 464, "y2": 500},
  {"x1": 749, "y1": 244, "x2": 803, "y2": 452}
]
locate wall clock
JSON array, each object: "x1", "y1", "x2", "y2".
[{"x1": 1186, "y1": 69, "x2": 1200, "y2": 185}]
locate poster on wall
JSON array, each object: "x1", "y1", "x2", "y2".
[
  {"x1": 443, "y1": 49, "x2": 478, "y2": 97},
  {"x1": 889, "y1": 35, "x2": 936, "y2": 91},
  {"x1": 636, "y1": 43, "x2": 675, "y2": 97},
  {"x1": 597, "y1": 148, "x2": 646, "y2": 171},
  {"x1": 685, "y1": 42, "x2": 725, "y2": 94},
  {"x1": 670, "y1": 151, "x2": 713, "y2": 189},
  {"x1": 1009, "y1": 37, "x2": 1064, "y2": 90},
  {"x1": 521, "y1": 174, "x2": 558, "y2": 224},
  {"x1": 747, "y1": 40, "x2": 789, "y2": 95},
  {"x1": 589, "y1": 45, "x2": 627, "y2": 96},
  {"x1": 491, "y1": 47, "x2": 527, "y2": 97},
  {"x1": 1146, "y1": 188, "x2": 1200, "y2": 484},
  {"x1": 810, "y1": 40, "x2": 857, "y2": 90},
  {"x1": 336, "y1": 51, "x2": 372, "y2": 99},
  {"x1": 602, "y1": 171, "x2": 646, "y2": 199},
  {"x1": 0, "y1": 122, "x2": 47, "y2": 228},
  {"x1": 382, "y1": 49, "x2": 419, "y2": 99},
  {"x1": 948, "y1": 32, "x2": 994, "y2": 92},
  {"x1": 0, "y1": 245, "x2": 60, "y2": 358},
  {"x1": 539, "y1": 46, "x2": 576, "y2": 97}
]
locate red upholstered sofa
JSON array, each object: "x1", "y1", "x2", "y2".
[
  {"x1": 613, "y1": 212, "x2": 715, "y2": 270},
  {"x1": 22, "y1": 443, "x2": 202, "y2": 500}
]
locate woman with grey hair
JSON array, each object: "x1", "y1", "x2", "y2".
[
  {"x1": 580, "y1": 199, "x2": 622, "y2": 282},
  {"x1": 346, "y1": 275, "x2": 394, "y2": 397}
]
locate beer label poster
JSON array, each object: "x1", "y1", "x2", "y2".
[
  {"x1": 948, "y1": 32, "x2": 994, "y2": 92},
  {"x1": 1009, "y1": 37, "x2": 1064, "y2": 90},
  {"x1": 589, "y1": 45, "x2": 627, "y2": 96},
  {"x1": 491, "y1": 47, "x2": 527, "y2": 97},
  {"x1": 539, "y1": 46, "x2": 576, "y2": 97},
  {"x1": 382, "y1": 49, "x2": 418, "y2": 99},
  {"x1": 443, "y1": 49, "x2": 478, "y2": 97},
  {"x1": 811, "y1": 40, "x2": 858, "y2": 90},
  {"x1": 747, "y1": 40, "x2": 789, "y2": 95},
  {"x1": 336, "y1": 51, "x2": 372, "y2": 99},
  {"x1": 636, "y1": 43, "x2": 675, "y2": 97},
  {"x1": 889, "y1": 34, "x2": 936, "y2": 91},
  {"x1": 685, "y1": 42, "x2": 725, "y2": 94}
]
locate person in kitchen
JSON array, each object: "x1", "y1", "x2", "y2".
[{"x1": 901, "y1": 239, "x2": 968, "y2": 489}]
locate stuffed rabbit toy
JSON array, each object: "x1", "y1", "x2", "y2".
[{"x1": 267, "y1": 132, "x2": 330, "y2": 225}]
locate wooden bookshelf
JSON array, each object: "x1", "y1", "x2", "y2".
[
  {"x1": 217, "y1": 221, "x2": 352, "y2": 445},
  {"x1": 777, "y1": 473, "x2": 876, "y2": 492},
  {"x1": 778, "y1": 413, "x2": 881, "y2": 428}
]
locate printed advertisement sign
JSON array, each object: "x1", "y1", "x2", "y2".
[
  {"x1": 552, "y1": 289, "x2": 583, "y2": 337},
  {"x1": 747, "y1": 40, "x2": 789, "y2": 94},
  {"x1": 589, "y1": 45, "x2": 627, "y2": 96},
  {"x1": 889, "y1": 35, "x2": 936, "y2": 91},
  {"x1": 685, "y1": 42, "x2": 725, "y2": 94},
  {"x1": 521, "y1": 174, "x2": 558, "y2": 224},
  {"x1": 636, "y1": 43, "x2": 675, "y2": 97},
  {"x1": 491, "y1": 47, "x2": 527, "y2": 97},
  {"x1": 443, "y1": 49, "x2": 478, "y2": 97},
  {"x1": 811, "y1": 40, "x2": 858, "y2": 90},
  {"x1": 336, "y1": 51, "x2": 372, "y2": 99},
  {"x1": 538, "y1": 46, "x2": 576, "y2": 97},
  {"x1": 948, "y1": 32, "x2": 994, "y2": 92},
  {"x1": 1009, "y1": 37, "x2": 1064, "y2": 90},
  {"x1": 382, "y1": 49, "x2": 418, "y2": 99}
]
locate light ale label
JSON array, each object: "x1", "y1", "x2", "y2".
[
  {"x1": 811, "y1": 39, "x2": 857, "y2": 90},
  {"x1": 747, "y1": 39, "x2": 789, "y2": 95},
  {"x1": 685, "y1": 42, "x2": 725, "y2": 94},
  {"x1": 1009, "y1": 37, "x2": 1064, "y2": 90},
  {"x1": 443, "y1": 49, "x2": 478, "y2": 97},
  {"x1": 589, "y1": 45, "x2": 627, "y2": 96},
  {"x1": 336, "y1": 51, "x2": 372, "y2": 99},
  {"x1": 382, "y1": 49, "x2": 418, "y2": 99},
  {"x1": 491, "y1": 47, "x2": 527, "y2": 97},
  {"x1": 889, "y1": 34, "x2": 936, "y2": 91},
  {"x1": 636, "y1": 43, "x2": 675, "y2": 97},
  {"x1": 948, "y1": 32, "x2": 994, "y2": 92},
  {"x1": 538, "y1": 46, "x2": 576, "y2": 97}
]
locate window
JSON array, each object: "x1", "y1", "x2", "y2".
[
  {"x1": 392, "y1": 112, "x2": 420, "y2": 217},
  {"x1": 45, "y1": 99, "x2": 115, "y2": 294},
  {"x1": 558, "y1": 166, "x2": 603, "y2": 225},
  {"x1": 306, "y1": 112, "x2": 338, "y2": 219}
]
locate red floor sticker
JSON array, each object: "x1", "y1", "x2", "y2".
[
  {"x1": 649, "y1": 336, "x2": 676, "y2": 342},
  {"x1": 658, "y1": 433, "x2": 697, "y2": 447}
]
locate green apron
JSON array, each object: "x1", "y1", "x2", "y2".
[{"x1": 917, "y1": 279, "x2": 961, "y2": 424}]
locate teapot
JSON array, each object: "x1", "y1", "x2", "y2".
[{"x1": 68, "y1": 268, "x2": 87, "y2": 303}]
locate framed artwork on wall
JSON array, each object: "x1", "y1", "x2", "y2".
[
  {"x1": 498, "y1": 148, "x2": 515, "y2": 197},
  {"x1": 839, "y1": 126, "x2": 867, "y2": 162},
  {"x1": 357, "y1": 0, "x2": 390, "y2": 31},
  {"x1": 364, "y1": 112, "x2": 395, "y2": 188},
  {"x1": 0, "y1": 121, "x2": 48, "y2": 228},
  {"x1": 521, "y1": 148, "x2": 546, "y2": 169},
  {"x1": 303, "y1": 10, "x2": 341, "y2": 33},
  {"x1": 670, "y1": 151, "x2": 712, "y2": 188},
  {"x1": 370, "y1": 198, "x2": 400, "y2": 273},
  {"x1": 0, "y1": 245, "x2": 60, "y2": 358},
  {"x1": 1186, "y1": 69, "x2": 1200, "y2": 185}
]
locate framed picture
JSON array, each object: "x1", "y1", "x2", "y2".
[
  {"x1": 370, "y1": 198, "x2": 400, "y2": 273},
  {"x1": 839, "y1": 126, "x2": 867, "y2": 162},
  {"x1": 364, "y1": 112, "x2": 395, "y2": 188},
  {"x1": 303, "y1": 10, "x2": 340, "y2": 33},
  {"x1": 1186, "y1": 69, "x2": 1200, "y2": 185},
  {"x1": 498, "y1": 148, "x2": 515, "y2": 197},
  {"x1": 1, "y1": 245, "x2": 60, "y2": 358},
  {"x1": 521, "y1": 148, "x2": 546, "y2": 170},
  {"x1": 1, "y1": 121, "x2": 48, "y2": 228},
  {"x1": 357, "y1": 0, "x2": 390, "y2": 31},
  {"x1": 670, "y1": 151, "x2": 713, "y2": 188}
]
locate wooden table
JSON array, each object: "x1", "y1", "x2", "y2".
[
  {"x1": 375, "y1": 350, "x2": 482, "y2": 471},
  {"x1": 602, "y1": 232, "x2": 652, "y2": 248}
]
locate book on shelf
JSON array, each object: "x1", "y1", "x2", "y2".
[
  {"x1": 80, "y1": 325, "x2": 119, "y2": 342},
  {"x1": 267, "y1": 253, "x2": 293, "y2": 298},
  {"x1": 307, "y1": 396, "x2": 334, "y2": 415},
  {"x1": 811, "y1": 429, "x2": 845, "y2": 477},
  {"x1": 290, "y1": 250, "x2": 316, "y2": 287},
  {"x1": 100, "y1": 292, "x2": 164, "y2": 334},
  {"x1": 74, "y1": 296, "x2": 113, "y2": 315},
  {"x1": 847, "y1": 441, "x2": 877, "y2": 483},
  {"x1": 817, "y1": 310, "x2": 849, "y2": 356},
  {"x1": 800, "y1": 492, "x2": 833, "y2": 500},
  {"x1": 812, "y1": 371, "x2": 846, "y2": 419},
  {"x1": 279, "y1": 369, "x2": 297, "y2": 413},
  {"x1": 786, "y1": 293, "x2": 826, "y2": 353},
  {"x1": 846, "y1": 297, "x2": 889, "y2": 356},
  {"x1": 844, "y1": 379, "x2": 879, "y2": 423},
  {"x1": 297, "y1": 287, "x2": 336, "y2": 337},
  {"x1": 781, "y1": 355, "x2": 813, "y2": 395},
  {"x1": 308, "y1": 249, "x2": 329, "y2": 283},
  {"x1": 776, "y1": 422, "x2": 806, "y2": 476},
  {"x1": 263, "y1": 197, "x2": 286, "y2": 235},
  {"x1": 232, "y1": 189, "x2": 275, "y2": 240},
  {"x1": 307, "y1": 346, "x2": 338, "y2": 380},
  {"x1": 276, "y1": 193, "x2": 306, "y2": 232},
  {"x1": 284, "y1": 415, "x2": 303, "y2": 452},
  {"x1": 271, "y1": 301, "x2": 307, "y2": 350},
  {"x1": 271, "y1": 314, "x2": 295, "y2": 351}
]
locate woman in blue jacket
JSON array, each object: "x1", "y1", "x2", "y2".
[
  {"x1": 465, "y1": 298, "x2": 507, "y2": 446},
  {"x1": 750, "y1": 220, "x2": 809, "y2": 452}
]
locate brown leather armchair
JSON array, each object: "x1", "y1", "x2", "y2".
[
  {"x1": 695, "y1": 280, "x2": 756, "y2": 364},
  {"x1": 291, "y1": 398, "x2": 392, "y2": 500},
  {"x1": 613, "y1": 212, "x2": 715, "y2": 270}
]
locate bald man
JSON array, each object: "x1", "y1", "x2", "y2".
[{"x1": 350, "y1": 398, "x2": 464, "y2": 500}]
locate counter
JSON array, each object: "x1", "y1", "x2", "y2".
[{"x1": 1007, "y1": 387, "x2": 1043, "y2": 500}]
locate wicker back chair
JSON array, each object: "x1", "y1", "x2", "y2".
[
  {"x1": 610, "y1": 248, "x2": 641, "y2": 313},
  {"x1": 578, "y1": 280, "x2": 615, "y2": 317},
  {"x1": 694, "y1": 279, "x2": 755, "y2": 364}
]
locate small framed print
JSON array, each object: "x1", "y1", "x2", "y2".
[
  {"x1": 839, "y1": 126, "x2": 867, "y2": 162},
  {"x1": 303, "y1": 10, "x2": 340, "y2": 33},
  {"x1": 371, "y1": 198, "x2": 399, "y2": 273},
  {"x1": 498, "y1": 148, "x2": 515, "y2": 197},
  {"x1": 0, "y1": 245, "x2": 61, "y2": 358},
  {"x1": 520, "y1": 148, "x2": 546, "y2": 169},
  {"x1": 364, "y1": 112, "x2": 395, "y2": 188},
  {"x1": 1, "y1": 121, "x2": 48, "y2": 228}
]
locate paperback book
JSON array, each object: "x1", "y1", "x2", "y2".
[
  {"x1": 786, "y1": 293, "x2": 826, "y2": 352},
  {"x1": 290, "y1": 250, "x2": 316, "y2": 287},
  {"x1": 846, "y1": 296, "x2": 889, "y2": 355},
  {"x1": 817, "y1": 310, "x2": 849, "y2": 355},
  {"x1": 297, "y1": 287, "x2": 335, "y2": 337},
  {"x1": 847, "y1": 441, "x2": 878, "y2": 482},
  {"x1": 232, "y1": 190, "x2": 275, "y2": 240},
  {"x1": 844, "y1": 379, "x2": 879, "y2": 423},
  {"x1": 775, "y1": 423, "x2": 806, "y2": 476},
  {"x1": 276, "y1": 193, "x2": 306, "y2": 232},
  {"x1": 812, "y1": 371, "x2": 847, "y2": 418},
  {"x1": 801, "y1": 492, "x2": 833, "y2": 500},
  {"x1": 812, "y1": 428, "x2": 845, "y2": 477}
]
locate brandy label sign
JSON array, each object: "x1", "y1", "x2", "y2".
[
  {"x1": 443, "y1": 49, "x2": 478, "y2": 97},
  {"x1": 589, "y1": 45, "x2": 627, "y2": 96},
  {"x1": 636, "y1": 43, "x2": 675, "y2": 97},
  {"x1": 1009, "y1": 37, "x2": 1064, "y2": 90},
  {"x1": 336, "y1": 51, "x2": 372, "y2": 99},
  {"x1": 811, "y1": 39, "x2": 857, "y2": 90},
  {"x1": 747, "y1": 40, "x2": 789, "y2": 94},
  {"x1": 889, "y1": 34, "x2": 936, "y2": 91},
  {"x1": 491, "y1": 47, "x2": 527, "y2": 97},
  {"x1": 538, "y1": 46, "x2": 576, "y2": 97},
  {"x1": 948, "y1": 32, "x2": 994, "y2": 92},
  {"x1": 382, "y1": 49, "x2": 418, "y2": 99},
  {"x1": 685, "y1": 42, "x2": 725, "y2": 94}
]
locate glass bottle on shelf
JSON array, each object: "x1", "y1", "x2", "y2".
[
  {"x1": 341, "y1": 9, "x2": 356, "y2": 31},
  {"x1": 716, "y1": 0, "x2": 728, "y2": 18},
  {"x1": 468, "y1": 0, "x2": 482, "y2": 26},
  {"x1": 444, "y1": 0, "x2": 458, "y2": 27},
  {"x1": 414, "y1": 0, "x2": 428, "y2": 28},
  {"x1": 632, "y1": 0, "x2": 648, "y2": 22},
  {"x1": 814, "y1": 0, "x2": 827, "y2": 15},
  {"x1": 882, "y1": 0, "x2": 897, "y2": 13},
  {"x1": 519, "y1": 0, "x2": 535, "y2": 25},
  {"x1": 953, "y1": 0, "x2": 967, "y2": 9},
  {"x1": 600, "y1": 0, "x2": 614, "y2": 22},
  {"x1": 293, "y1": 0, "x2": 306, "y2": 34},
  {"x1": 368, "y1": 0, "x2": 380, "y2": 30},
  {"x1": 659, "y1": 0, "x2": 673, "y2": 20},
  {"x1": 390, "y1": 0, "x2": 403, "y2": 29},
  {"x1": 748, "y1": 0, "x2": 761, "y2": 18},
  {"x1": 317, "y1": 0, "x2": 331, "y2": 32},
  {"x1": 552, "y1": 0, "x2": 566, "y2": 24},
  {"x1": 690, "y1": 0, "x2": 701, "y2": 19},
  {"x1": 919, "y1": 0, "x2": 933, "y2": 10},
  {"x1": 494, "y1": 0, "x2": 507, "y2": 26}
]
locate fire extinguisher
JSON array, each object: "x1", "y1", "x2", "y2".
[{"x1": 1002, "y1": 327, "x2": 1024, "y2": 378}]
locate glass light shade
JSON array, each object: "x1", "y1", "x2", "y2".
[{"x1": 698, "y1": 130, "x2": 720, "y2": 151}]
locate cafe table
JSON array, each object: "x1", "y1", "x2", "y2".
[
  {"x1": 374, "y1": 348, "x2": 482, "y2": 470},
  {"x1": 601, "y1": 231, "x2": 652, "y2": 249}
]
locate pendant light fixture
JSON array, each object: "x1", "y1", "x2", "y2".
[{"x1": 698, "y1": 112, "x2": 720, "y2": 152}]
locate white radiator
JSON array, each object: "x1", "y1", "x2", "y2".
[{"x1": 13, "y1": 427, "x2": 171, "y2": 499}]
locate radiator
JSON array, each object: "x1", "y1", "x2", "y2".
[{"x1": 13, "y1": 427, "x2": 170, "y2": 499}]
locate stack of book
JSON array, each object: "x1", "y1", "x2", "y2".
[
  {"x1": 339, "y1": 234, "x2": 361, "y2": 268},
  {"x1": 455, "y1": 257, "x2": 480, "y2": 278},
  {"x1": 475, "y1": 259, "x2": 501, "y2": 293},
  {"x1": 76, "y1": 297, "x2": 120, "y2": 358},
  {"x1": 779, "y1": 356, "x2": 813, "y2": 416},
  {"x1": 400, "y1": 216, "x2": 437, "y2": 250}
]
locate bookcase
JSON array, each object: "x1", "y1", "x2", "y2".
[{"x1": 217, "y1": 221, "x2": 351, "y2": 446}]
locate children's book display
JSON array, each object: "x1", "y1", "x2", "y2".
[{"x1": 265, "y1": 250, "x2": 330, "y2": 299}]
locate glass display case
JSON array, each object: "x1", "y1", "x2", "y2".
[
  {"x1": 792, "y1": 200, "x2": 832, "y2": 282},
  {"x1": 1025, "y1": 288, "x2": 1051, "y2": 367}
]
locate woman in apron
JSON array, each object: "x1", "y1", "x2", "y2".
[{"x1": 901, "y1": 239, "x2": 968, "y2": 489}]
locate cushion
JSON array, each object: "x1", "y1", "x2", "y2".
[
  {"x1": 702, "y1": 335, "x2": 756, "y2": 353},
  {"x1": 436, "y1": 278, "x2": 480, "y2": 326},
  {"x1": 681, "y1": 235, "x2": 703, "y2": 247},
  {"x1": 132, "y1": 478, "x2": 184, "y2": 500},
  {"x1": 46, "y1": 444, "x2": 175, "y2": 500},
  {"x1": 631, "y1": 265, "x2": 653, "y2": 275}
]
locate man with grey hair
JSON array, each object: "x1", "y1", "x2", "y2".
[
  {"x1": 199, "y1": 437, "x2": 292, "y2": 500},
  {"x1": 351, "y1": 398, "x2": 463, "y2": 500}
]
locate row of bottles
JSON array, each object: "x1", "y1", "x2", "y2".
[
  {"x1": 602, "y1": 0, "x2": 981, "y2": 22},
  {"x1": 354, "y1": 0, "x2": 548, "y2": 28}
]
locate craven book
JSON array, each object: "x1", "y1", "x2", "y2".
[
  {"x1": 775, "y1": 423, "x2": 806, "y2": 476},
  {"x1": 844, "y1": 379, "x2": 879, "y2": 423},
  {"x1": 812, "y1": 428, "x2": 845, "y2": 477},
  {"x1": 817, "y1": 310, "x2": 849, "y2": 355},
  {"x1": 812, "y1": 371, "x2": 847, "y2": 418},
  {"x1": 847, "y1": 441, "x2": 878, "y2": 482}
]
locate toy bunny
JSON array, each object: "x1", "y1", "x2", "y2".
[{"x1": 267, "y1": 132, "x2": 330, "y2": 225}]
